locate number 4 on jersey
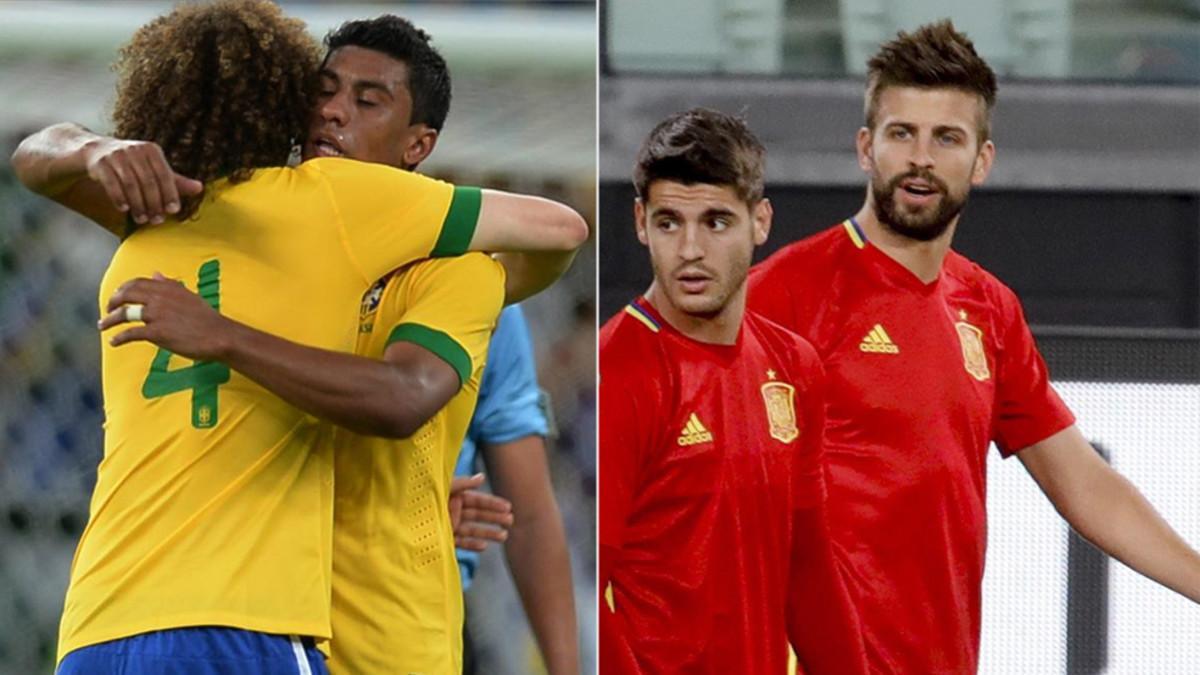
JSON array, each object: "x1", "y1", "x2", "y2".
[{"x1": 140, "y1": 260, "x2": 231, "y2": 429}]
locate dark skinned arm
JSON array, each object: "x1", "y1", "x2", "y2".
[
  {"x1": 11, "y1": 123, "x2": 202, "y2": 235},
  {"x1": 99, "y1": 274, "x2": 457, "y2": 439}
]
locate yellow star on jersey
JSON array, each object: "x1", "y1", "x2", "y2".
[
  {"x1": 767, "y1": 369, "x2": 776, "y2": 380},
  {"x1": 959, "y1": 309, "x2": 968, "y2": 320}
]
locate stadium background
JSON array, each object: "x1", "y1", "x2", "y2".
[
  {"x1": 600, "y1": 1, "x2": 1200, "y2": 673},
  {"x1": 0, "y1": 1, "x2": 596, "y2": 674}
]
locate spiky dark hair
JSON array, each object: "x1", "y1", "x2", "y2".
[{"x1": 865, "y1": 19, "x2": 998, "y2": 140}]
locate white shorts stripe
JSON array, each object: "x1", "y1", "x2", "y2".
[{"x1": 290, "y1": 635, "x2": 314, "y2": 675}]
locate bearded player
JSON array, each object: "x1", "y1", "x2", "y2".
[
  {"x1": 598, "y1": 109, "x2": 867, "y2": 674},
  {"x1": 12, "y1": 2, "x2": 586, "y2": 672},
  {"x1": 749, "y1": 20, "x2": 1200, "y2": 673}
]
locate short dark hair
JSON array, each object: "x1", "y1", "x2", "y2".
[
  {"x1": 633, "y1": 108, "x2": 766, "y2": 205},
  {"x1": 865, "y1": 19, "x2": 998, "y2": 141},
  {"x1": 112, "y1": 0, "x2": 320, "y2": 219},
  {"x1": 324, "y1": 15, "x2": 452, "y2": 131}
]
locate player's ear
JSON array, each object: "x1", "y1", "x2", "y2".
[
  {"x1": 856, "y1": 126, "x2": 874, "y2": 174},
  {"x1": 752, "y1": 197, "x2": 772, "y2": 246},
  {"x1": 634, "y1": 199, "x2": 648, "y2": 246},
  {"x1": 402, "y1": 126, "x2": 439, "y2": 169},
  {"x1": 971, "y1": 139, "x2": 995, "y2": 186}
]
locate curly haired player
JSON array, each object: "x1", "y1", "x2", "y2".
[{"x1": 13, "y1": 2, "x2": 586, "y2": 672}]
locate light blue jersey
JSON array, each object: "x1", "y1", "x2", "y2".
[{"x1": 455, "y1": 305, "x2": 549, "y2": 588}]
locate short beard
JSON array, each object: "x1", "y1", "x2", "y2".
[
  {"x1": 871, "y1": 169, "x2": 968, "y2": 242},
  {"x1": 648, "y1": 252, "x2": 751, "y2": 321}
]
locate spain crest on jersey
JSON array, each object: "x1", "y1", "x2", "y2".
[
  {"x1": 955, "y1": 318, "x2": 991, "y2": 381},
  {"x1": 760, "y1": 375, "x2": 799, "y2": 443}
]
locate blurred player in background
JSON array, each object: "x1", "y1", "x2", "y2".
[
  {"x1": 454, "y1": 304, "x2": 580, "y2": 675},
  {"x1": 599, "y1": 108, "x2": 867, "y2": 674},
  {"x1": 11, "y1": 1, "x2": 587, "y2": 672},
  {"x1": 748, "y1": 19, "x2": 1200, "y2": 674}
]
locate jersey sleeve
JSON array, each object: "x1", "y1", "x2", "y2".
[
  {"x1": 466, "y1": 306, "x2": 550, "y2": 445},
  {"x1": 313, "y1": 158, "x2": 482, "y2": 285},
  {"x1": 599, "y1": 342, "x2": 662, "y2": 557},
  {"x1": 991, "y1": 284, "x2": 1076, "y2": 456},
  {"x1": 382, "y1": 253, "x2": 505, "y2": 389},
  {"x1": 790, "y1": 337, "x2": 828, "y2": 510}
]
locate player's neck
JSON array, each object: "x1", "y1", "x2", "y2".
[
  {"x1": 645, "y1": 283, "x2": 745, "y2": 346},
  {"x1": 853, "y1": 203, "x2": 955, "y2": 284}
]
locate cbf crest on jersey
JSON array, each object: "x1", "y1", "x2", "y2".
[
  {"x1": 358, "y1": 276, "x2": 388, "y2": 333},
  {"x1": 955, "y1": 311, "x2": 991, "y2": 381},
  {"x1": 761, "y1": 371, "x2": 799, "y2": 443}
]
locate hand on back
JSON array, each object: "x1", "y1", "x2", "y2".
[{"x1": 84, "y1": 138, "x2": 202, "y2": 225}]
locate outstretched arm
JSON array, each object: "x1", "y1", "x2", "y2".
[
  {"x1": 1019, "y1": 425, "x2": 1200, "y2": 602},
  {"x1": 11, "y1": 123, "x2": 201, "y2": 234},
  {"x1": 482, "y1": 436, "x2": 580, "y2": 675}
]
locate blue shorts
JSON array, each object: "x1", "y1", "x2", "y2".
[{"x1": 57, "y1": 626, "x2": 328, "y2": 675}]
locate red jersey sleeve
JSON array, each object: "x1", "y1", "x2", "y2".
[
  {"x1": 791, "y1": 338, "x2": 828, "y2": 510},
  {"x1": 599, "y1": 323, "x2": 666, "y2": 575},
  {"x1": 599, "y1": 369, "x2": 655, "y2": 557},
  {"x1": 991, "y1": 283, "x2": 1075, "y2": 456},
  {"x1": 599, "y1": 320, "x2": 664, "y2": 675}
]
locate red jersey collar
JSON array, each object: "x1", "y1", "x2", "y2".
[
  {"x1": 841, "y1": 217, "x2": 944, "y2": 293},
  {"x1": 630, "y1": 296, "x2": 745, "y2": 359}
]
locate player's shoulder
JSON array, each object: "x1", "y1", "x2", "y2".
[
  {"x1": 600, "y1": 303, "x2": 673, "y2": 412},
  {"x1": 600, "y1": 303, "x2": 654, "y2": 355},
  {"x1": 485, "y1": 305, "x2": 535, "y2": 369},
  {"x1": 495, "y1": 304, "x2": 530, "y2": 335},
  {"x1": 752, "y1": 223, "x2": 853, "y2": 285},
  {"x1": 377, "y1": 254, "x2": 503, "y2": 324},
  {"x1": 944, "y1": 249, "x2": 1022, "y2": 309},
  {"x1": 299, "y1": 156, "x2": 397, "y2": 178},
  {"x1": 403, "y1": 252, "x2": 502, "y2": 283},
  {"x1": 298, "y1": 157, "x2": 447, "y2": 191},
  {"x1": 601, "y1": 302, "x2": 669, "y2": 372},
  {"x1": 745, "y1": 310, "x2": 823, "y2": 372}
]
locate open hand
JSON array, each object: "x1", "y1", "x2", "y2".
[{"x1": 450, "y1": 473, "x2": 514, "y2": 552}]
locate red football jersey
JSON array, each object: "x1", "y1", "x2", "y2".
[
  {"x1": 599, "y1": 298, "x2": 826, "y2": 674},
  {"x1": 748, "y1": 220, "x2": 1075, "y2": 673}
]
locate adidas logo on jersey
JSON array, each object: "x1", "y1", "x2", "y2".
[
  {"x1": 677, "y1": 413, "x2": 714, "y2": 446},
  {"x1": 859, "y1": 324, "x2": 900, "y2": 354}
]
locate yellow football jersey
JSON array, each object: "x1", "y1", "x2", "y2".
[
  {"x1": 58, "y1": 158, "x2": 482, "y2": 662},
  {"x1": 329, "y1": 253, "x2": 505, "y2": 675}
]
